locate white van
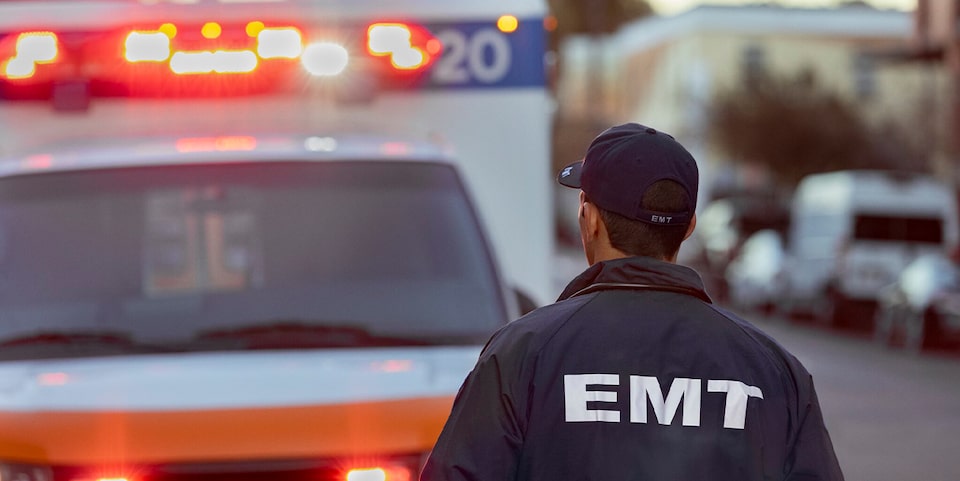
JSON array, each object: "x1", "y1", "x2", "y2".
[{"x1": 780, "y1": 170, "x2": 959, "y2": 326}]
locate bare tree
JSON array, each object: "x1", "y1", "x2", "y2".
[
  {"x1": 709, "y1": 69, "x2": 931, "y2": 186},
  {"x1": 547, "y1": 0, "x2": 653, "y2": 38},
  {"x1": 548, "y1": 0, "x2": 654, "y2": 172}
]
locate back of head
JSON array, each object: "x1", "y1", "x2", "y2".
[
  {"x1": 594, "y1": 179, "x2": 691, "y2": 259},
  {"x1": 558, "y1": 123, "x2": 700, "y2": 261}
]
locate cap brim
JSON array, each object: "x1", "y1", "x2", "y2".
[{"x1": 557, "y1": 161, "x2": 583, "y2": 188}]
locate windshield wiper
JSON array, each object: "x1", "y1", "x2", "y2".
[
  {"x1": 195, "y1": 321, "x2": 433, "y2": 349},
  {"x1": 0, "y1": 330, "x2": 180, "y2": 353}
]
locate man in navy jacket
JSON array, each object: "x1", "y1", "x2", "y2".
[{"x1": 421, "y1": 123, "x2": 844, "y2": 481}]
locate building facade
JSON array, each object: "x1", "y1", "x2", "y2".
[
  {"x1": 557, "y1": 5, "x2": 947, "y2": 201},
  {"x1": 912, "y1": 0, "x2": 960, "y2": 174}
]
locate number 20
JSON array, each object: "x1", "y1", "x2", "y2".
[{"x1": 433, "y1": 28, "x2": 512, "y2": 85}]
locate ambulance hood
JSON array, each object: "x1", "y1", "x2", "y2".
[
  {"x1": 0, "y1": 346, "x2": 481, "y2": 411},
  {"x1": 0, "y1": 347, "x2": 482, "y2": 465}
]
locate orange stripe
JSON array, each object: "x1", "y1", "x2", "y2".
[{"x1": 0, "y1": 396, "x2": 454, "y2": 465}]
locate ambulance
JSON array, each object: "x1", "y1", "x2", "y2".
[{"x1": 0, "y1": 1, "x2": 553, "y2": 480}]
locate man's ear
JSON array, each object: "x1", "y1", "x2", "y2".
[
  {"x1": 580, "y1": 197, "x2": 603, "y2": 241},
  {"x1": 683, "y1": 214, "x2": 697, "y2": 241}
]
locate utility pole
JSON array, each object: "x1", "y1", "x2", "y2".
[{"x1": 913, "y1": 0, "x2": 960, "y2": 181}]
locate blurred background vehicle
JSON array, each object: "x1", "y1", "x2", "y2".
[
  {"x1": 724, "y1": 229, "x2": 787, "y2": 315},
  {"x1": 875, "y1": 252, "x2": 960, "y2": 352},
  {"x1": 778, "y1": 170, "x2": 959, "y2": 328},
  {"x1": 686, "y1": 188, "x2": 789, "y2": 303}
]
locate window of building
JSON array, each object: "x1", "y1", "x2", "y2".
[
  {"x1": 741, "y1": 44, "x2": 766, "y2": 85},
  {"x1": 853, "y1": 53, "x2": 876, "y2": 100}
]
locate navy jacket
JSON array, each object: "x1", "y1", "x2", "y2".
[{"x1": 421, "y1": 256, "x2": 843, "y2": 481}]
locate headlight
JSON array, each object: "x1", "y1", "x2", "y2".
[
  {"x1": 0, "y1": 462, "x2": 53, "y2": 481},
  {"x1": 342, "y1": 455, "x2": 423, "y2": 481}
]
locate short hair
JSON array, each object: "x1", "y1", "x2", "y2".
[{"x1": 589, "y1": 179, "x2": 691, "y2": 259}]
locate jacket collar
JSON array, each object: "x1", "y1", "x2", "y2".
[{"x1": 557, "y1": 256, "x2": 712, "y2": 303}]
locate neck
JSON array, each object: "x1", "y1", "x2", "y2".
[
  {"x1": 588, "y1": 244, "x2": 628, "y2": 265},
  {"x1": 588, "y1": 246, "x2": 676, "y2": 265}
]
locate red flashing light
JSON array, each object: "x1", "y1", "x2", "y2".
[
  {"x1": 302, "y1": 42, "x2": 349, "y2": 77},
  {"x1": 345, "y1": 466, "x2": 411, "y2": 481},
  {"x1": 256, "y1": 27, "x2": 303, "y2": 59},
  {"x1": 1, "y1": 31, "x2": 59, "y2": 81},
  {"x1": 366, "y1": 23, "x2": 439, "y2": 71},
  {"x1": 2, "y1": 20, "x2": 436, "y2": 97},
  {"x1": 37, "y1": 371, "x2": 69, "y2": 385},
  {"x1": 169, "y1": 50, "x2": 258, "y2": 75},
  {"x1": 379, "y1": 142, "x2": 410, "y2": 156},
  {"x1": 176, "y1": 136, "x2": 257, "y2": 152},
  {"x1": 125, "y1": 31, "x2": 172, "y2": 63},
  {"x1": 425, "y1": 39, "x2": 442, "y2": 56},
  {"x1": 22, "y1": 154, "x2": 53, "y2": 169},
  {"x1": 369, "y1": 359, "x2": 413, "y2": 372}
]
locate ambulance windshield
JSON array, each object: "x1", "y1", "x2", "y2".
[{"x1": 0, "y1": 161, "x2": 508, "y2": 359}]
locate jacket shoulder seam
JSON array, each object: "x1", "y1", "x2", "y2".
[{"x1": 534, "y1": 292, "x2": 603, "y2": 357}]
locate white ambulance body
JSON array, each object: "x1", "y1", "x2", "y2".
[
  {"x1": 0, "y1": 1, "x2": 552, "y2": 480},
  {"x1": 0, "y1": 0, "x2": 554, "y2": 305}
]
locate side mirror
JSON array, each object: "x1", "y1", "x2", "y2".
[{"x1": 514, "y1": 288, "x2": 539, "y2": 316}]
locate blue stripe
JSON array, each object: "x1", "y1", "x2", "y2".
[{"x1": 424, "y1": 19, "x2": 546, "y2": 90}]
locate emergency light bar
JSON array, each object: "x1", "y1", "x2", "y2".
[
  {"x1": 0, "y1": 20, "x2": 443, "y2": 98},
  {"x1": 122, "y1": 22, "x2": 304, "y2": 75}
]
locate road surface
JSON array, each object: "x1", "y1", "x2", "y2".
[{"x1": 750, "y1": 315, "x2": 960, "y2": 481}]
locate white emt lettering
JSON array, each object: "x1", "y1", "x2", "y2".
[{"x1": 564, "y1": 374, "x2": 763, "y2": 430}]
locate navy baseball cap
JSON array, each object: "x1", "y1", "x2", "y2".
[{"x1": 557, "y1": 123, "x2": 698, "y2": 226}]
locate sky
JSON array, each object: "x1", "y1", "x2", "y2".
[{"x1": 647, "y1": 0, "x2": 916, "y2": 15}]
